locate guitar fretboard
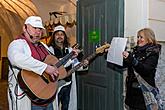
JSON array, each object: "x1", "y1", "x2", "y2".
[
  {"x1": 55, "y1": 51, "x2": 74, "y2": 68},
  {"x1": 67, "y1": 52, "x2": 97, "y2": 76}
]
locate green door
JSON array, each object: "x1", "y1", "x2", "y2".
[{"x1": 77, "y1": 0, "x2": 124, "y2": 110}]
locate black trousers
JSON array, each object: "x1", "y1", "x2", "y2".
[
  {"x1": 129, "y1": 107, "x2": 146, "y2": 110},
  {"x1": 125, "y1": 104, "x2": 146, "y2": 110},
  {"x1": 58, "y1": 84, "x2": 71, "y2": 110}
]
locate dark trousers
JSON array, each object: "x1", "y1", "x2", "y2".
[
  {"x1": 31, "y1": 103, "x2": 53, "y2": 110},
  {"x1": 58, "y1": 84, "x2": 71, "y2": 110},
  {"x1": 125, "y1": 105, "x2": 146, "y2": 110},
  {"x1": 129, "y1": 107, "x2": 146, "y2": 110}
]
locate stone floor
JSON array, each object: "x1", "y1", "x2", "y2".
[{"x1": 0, "y1": 79, "x2": 8, "y2": 110}]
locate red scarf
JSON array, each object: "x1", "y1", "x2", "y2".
[{"x1": 16, "y1": 34, "x2": 49, "y2": 61}]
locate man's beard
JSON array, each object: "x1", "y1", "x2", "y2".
[{"x1": 56, "y1": 38, "x2": 64, "y2": 44}]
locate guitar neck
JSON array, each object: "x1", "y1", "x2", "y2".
[
  {"x1": 67, "y1": 52, "x2": 97, "y2": 76},
  {"x1": 55, "y1": 51, "x2": 74, "y2": 68},
  {"x1": 85, "y1": 52, "x2": 97, "y2": 61}
]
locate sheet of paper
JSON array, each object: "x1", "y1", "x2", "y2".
[{"x1": 107, "y1": 37, "x2": 127, "y2": 66}]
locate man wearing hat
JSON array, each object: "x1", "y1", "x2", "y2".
[
  {"x1": 49, "y1": 25, "x2": 88, "y2": 110},
  {"x1": 7, "y1": 16, "x2": 78, "y2": 110}
]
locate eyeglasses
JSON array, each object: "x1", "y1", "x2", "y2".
[{"x1": 137, "y1": 35, "x2": 143, "y2": 39}]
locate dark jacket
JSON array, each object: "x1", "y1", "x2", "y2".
[
  {"x1": 52, "y1": 46, "x2": 73, "y2": 82},
  {"x1": 123, "y1": 44, "x2": 161, "y2": 109}
]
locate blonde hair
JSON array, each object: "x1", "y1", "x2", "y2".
[{"x1": 137, "y1": 28, "x2": 158, "y2": 45}]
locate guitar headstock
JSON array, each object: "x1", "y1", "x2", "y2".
[
  {"x1": 72, "y1": 43, "x2": 79, "y2": 49},
  {"x1": 72, "y1": 43, "x2": 83, "y2": 54},
  {"x1": 96, "y1": 43, "x2": 110, "y2": 54}
]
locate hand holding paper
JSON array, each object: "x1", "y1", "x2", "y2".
[{"x1": 106, "y1": 37, "x2": 127, "y2": 66}]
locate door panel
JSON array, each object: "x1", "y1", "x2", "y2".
[{"x1": 77, "y1": 0, "x2": 124, "y2": 110}]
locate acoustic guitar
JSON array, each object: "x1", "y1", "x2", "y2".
[
  {"x1": 17, "y1": 44, "x2": 110, "y2": 105},
  {"x1": 58, "y1": 43, "x2": 111, "y2": 87},
  {"x1": 17, "y1": 50, "x2": 77, "y2": 105}
]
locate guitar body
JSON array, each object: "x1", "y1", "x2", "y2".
[
  {"x1": 17, "y1": 44, "x2": 110, "y2": 105},
  {"x1": 18, "y1": 55, "x2": 67, "y2": 105}
]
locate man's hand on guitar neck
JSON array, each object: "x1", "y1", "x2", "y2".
[
  {"x1": 71, "y1": 43, "x2": 83, "y2": 59},
  {"x1": 82, "y1": 59, "x2": 89, "y2": 68},
  {"x1": 45, "y1": 65, "x2": 59, "y2": 81},
  {"x1": 71, "y1": 49, "x2": 80, "y2": 59}
]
